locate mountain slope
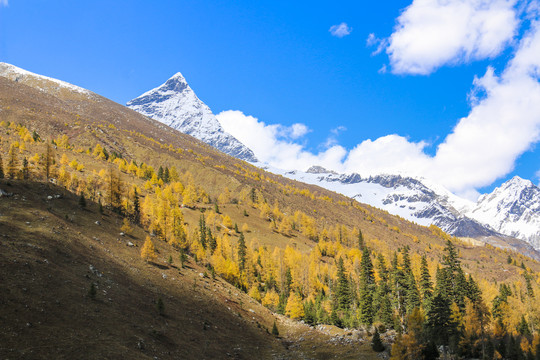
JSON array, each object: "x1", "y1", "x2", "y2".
[
  {"x1": 127, "y1": 73, "x2": 257, "y2": 162},
  {"x1": 2, "y1": 64, "x2": 540, "y2": 358}
]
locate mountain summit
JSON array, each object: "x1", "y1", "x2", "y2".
[
  {"x1": 466, "y1": 176, "x2": 540, "y2": 249},
  {"x1": 127, "y1": 73, "x2": 257, "y2": 162}
]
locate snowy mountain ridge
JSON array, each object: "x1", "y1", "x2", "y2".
[
  {"x1": 0, "y1": 62, "x2": 91, "y2": 96},
  {"x1": 465, "y1": 176, "x2": 540, "y2": 249},
  {"x1": 127, "y1": 73, "x2": 257, "y2": 162},
  {"x1": 265, "y1": 165, "x2": 540, "y2": 253},
  {"x1": 276, "y1": 166, "x2": 495, "y2": 237}
]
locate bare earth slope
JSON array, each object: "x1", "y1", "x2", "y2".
[{"x1": 0, "y1": 181, "x2": 379, "y2": 360}]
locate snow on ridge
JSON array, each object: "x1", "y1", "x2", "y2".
[{"x1": 0, "y1": 62, "x2": 91, "y2": 95}]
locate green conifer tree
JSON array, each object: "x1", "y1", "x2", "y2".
[
  {"x1": 335, "y1": 257, "x2": 351, "y2": 310},
  {"x1": 237, "y1": 232, "x2": 247, "y2": 271},
  {"x1": 371, "y1": 328, "x2": 385, "y2": 352},
  {"x1": 163, "y1": 167, "x2": 170, "y2": 183},
  {"x1": 420, "y1": 255, "x2": 433, "y2": 310},
  {"x1": 271, "y1": 320, "x2": 279, "y2": 336},
  {"x1": 358, "y1": 229, "x2": 364, "y2": 249}
]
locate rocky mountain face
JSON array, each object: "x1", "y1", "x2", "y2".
[
  {"x1": 466, "y1": 176, "x2": 540, "y2": 250},
  {"x1": 127, "y1": 73, "x2": 257, "y2": 162},
  {"x1": 291, "y1": 168, "x2": 495, "y2": 237},
  {"x1": 284, "y1": 167, "x2": 540, "y2": 256}
]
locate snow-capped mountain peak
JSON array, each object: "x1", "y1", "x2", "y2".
[
  {"x1": 466, "y1": 176, "x2": 540, "y2": 249},
  {"x1": 127, "y1": 73, "x2": 257, "y2": 162}
]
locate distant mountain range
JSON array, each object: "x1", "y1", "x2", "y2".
[
  {"x1": 276, "y1": 166, "x2": 540, "y2": 254},
  {"x1": 127, "y1": 73, "x2": 257, "y2": 162}
]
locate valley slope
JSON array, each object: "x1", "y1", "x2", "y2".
[{"x1": 2, "y1": 63, "x2": 540, "y2": 359}]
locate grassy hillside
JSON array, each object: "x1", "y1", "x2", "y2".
[{"x1": 2, "y1": 72, "x2": 540, "y2": 358}]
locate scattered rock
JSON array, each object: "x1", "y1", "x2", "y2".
[
  {"x1": 127, "y1": 241, "x2": 134, "y2": 247},
  {"x1": 89, "y1": 265, "x2": 102, "y2": 277},
  {"x1": 95, "y1": 221, "x2": 101, "y2": 225},
  {"x1": 0, "y1": 189, "x2": 13, "y2": 197},
  {"x1": 119, "y1": 232, "x2": 125, "y2": 236}
]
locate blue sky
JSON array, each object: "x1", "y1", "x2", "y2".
[{"x1": 1, "y1": 0, "x2": 540, "y2": 198}]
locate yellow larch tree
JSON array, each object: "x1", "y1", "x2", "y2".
[
  {"x1": 141, "y1": 236, "x2": 157, "y2": 262},
  {"x1": 285, "y1": 292, "x2": 304, "y2": 320}
]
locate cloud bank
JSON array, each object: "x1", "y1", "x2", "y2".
[
  {"x1": 329, "y1": 23, "x2": 352, "y2": 38},
  {"x1": 386, "y1": 0, "x2": 519, "y2": 75}
]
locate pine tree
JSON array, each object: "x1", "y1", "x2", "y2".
[
  {"x1": 208, "y1": 228, "x2": 217, "y2": 253},
  {"x1": 374, "y1": 254, "x2": 394, "y2": 328},
  {"x1": 360, "y1": 247, "x2": 374, "y2": 285},
  {"x1": 271, "y1": 320, "x2": 279, "y2": 336},
  {"x1": 237, "y1": 232, "x2": 247, "y2": 271},
  {"x1": 517, "y1": 315, "x2": 531, "y2": 337},
  {"x1": 335, "y1": 257, "x2": 351, "y2": 310},
  {"x1": 358, "y1": 229, "x2": 364, "y2": 249},
  {"x1": 391, "y1": 252, "x2": 407, "y2": 323},
  {"x1": 525, "y1": 273, "x2": 535, "y2": 298},
  {"x1": 372, "y1": 328, "x2": 385, "y2": 352},
  {"x1": 199, "y1": 214, "x2": 207, "y2": 249},
  {"x1": 420, "y1": 255, "x2": 433, "y2": 310},
  {"x1": 426, "y1": 293, "x2": 451, "y2": 346},
  {"x1": 358, "y1": 282, "x2": 373, "y2": 325},
  {"x1": 163, "y1": 167, "x2": 170, "y2": 183}
]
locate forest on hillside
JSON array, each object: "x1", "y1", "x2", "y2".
[{"x1": 2, "y1": 121, "x2": 540, "y2": 359}]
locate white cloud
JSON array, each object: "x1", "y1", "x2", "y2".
[
  {"x1": 217, "y1": 110, "x2": 347, "y2": 172},
  {"x1": 287, "y1": 123, "x2": 310, "y2": 139},
  {"x1": 366, "y1": 33, "x2": 389, "y2": 55},
  {"x1": 324, "y1": 126, "x2": 347, "y2": 147},
  {"x1": 386, "y1": 0, "x2": 519, "y2": 74},
  {"x1": 0, "y1": 0, "x2": 8, "y2": 6},
  {"x1": 329, "y1": 22, "x2": 352, "y2": 38}
]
